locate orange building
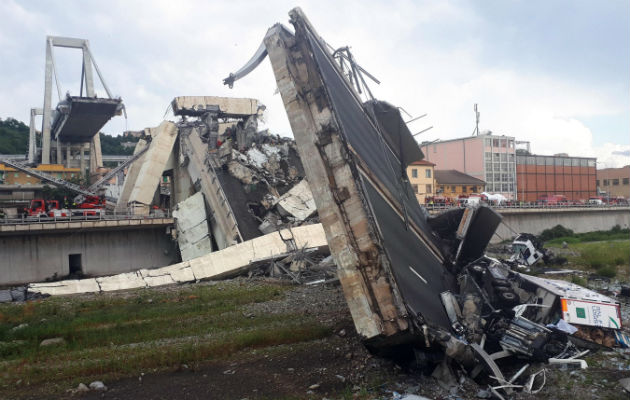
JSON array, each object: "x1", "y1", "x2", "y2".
[
  {"x1": 0, "y1": 164, "x2": 81, "y2": 185},
  {"x1": 516, "y1": 154, "x2": 596, "y2": 202},
  {"x1": 435, "y1": 169, "x2": 486, "y2": 199},
  {"x1": 597, "y1": 166, "x2": 630, "y2": 198},
  {"x1": 406, "y1": 160, "x2": 435, "y2": 204}
]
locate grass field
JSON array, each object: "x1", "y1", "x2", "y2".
[
  {"x1": 0, "y1": 281, "x2": 331, "y2": 396},
  {"x1": 546, "y1": 239, "x2": 629, "y2": 279}
]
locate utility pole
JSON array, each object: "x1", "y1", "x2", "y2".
[{"x1": 472, "y1": 103, "x2": 480, "y2": 136}]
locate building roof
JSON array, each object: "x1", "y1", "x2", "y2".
[
  {"x1": 418, "y1": 132, "x2": 515, "y2": 146},
  {"x1": 409, "y1": 160, "x2": 435, "y2": 166},
  {"x1": 435, "y1": 169, "x2": 485, "y2": 185}
]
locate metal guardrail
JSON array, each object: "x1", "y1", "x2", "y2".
[
  {"x1": 0, "y1": 210, "x2": 172, "y2": 225},
  {"x1": 423, "y1": 203, "x2": 630, "y2": 212}
]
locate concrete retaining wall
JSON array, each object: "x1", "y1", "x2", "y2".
[
  {"x1": 0, "y1": 228, "x2": 177, "y2": 285},
  {"x1": 493, "y1": 207, "x2": 630, "y2": 242}
]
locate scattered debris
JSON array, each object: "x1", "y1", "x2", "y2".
[
  {"x1": 40, "y1": 337, "x2": 66, "y2": 347},
  {"x1": 76, "y1": 383, "x2": 89, "y2": 393},
  {"x1": 89, "y1": 381, "x2": 107, "y2": 391}
]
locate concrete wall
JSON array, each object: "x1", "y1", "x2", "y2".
[
  {"x1": 1, "y1": 228, "x2": 178, "y2": 285},
  {"x1": 493, "y1": 207, "x2": 630, "y2": 243}
]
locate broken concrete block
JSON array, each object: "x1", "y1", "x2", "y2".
[
  {"x1": 246, "y1": 147, "x2": 268, "y2": 169},
  {"x1": 171, "y1": 96, "x2": 258, "y2": 117},
  {"x1": 40, "y1": 337, "x2": 66, "y2": 347},
  {"x1": 96, "y1": 272, "x2": 146, "y2": 292},
  {"x1": 10, "y1": 288, "x2": 26, "y2": 302},
  {"x1": 228, "y1": 161, "x2": 254, "y2": 184},
  {"x1": 0, "y1": 290, "x2": 12, "y2": 303},
  {"x1": 29, "y1": 279, "x2": 100, "y2": 296},
  {"x1": 173, "y1": 192, "x2": 212, "y2": 261},
  {"x1": 275, "y1": 180, "x2": 316, "y2": 221},
  {"x1": 138, "y1": 269, "x2": 176, "y2": 287}
]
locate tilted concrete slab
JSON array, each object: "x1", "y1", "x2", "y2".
[
  {"x1": 180, "y1": 128, "x2": 242, "y2": 249},
  {"x1": 28, "y1": 223, "x2": 327, "y2": 296},
  {"x1": 172, "y1": 192, "x2": 213, "y2": 261},
  {"x1": 128, "y1": 121, "x2": 178, "y2": 206},
  {"x1": 171, "y1": 96, "x2": 258, "y2": 117}
]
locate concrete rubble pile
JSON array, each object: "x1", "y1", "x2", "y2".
[{"x1": 221, "y1": 7, "x2": 630, "y2": 397}]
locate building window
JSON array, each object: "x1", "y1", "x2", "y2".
[
  {"x1": 624, "y1": 178, "x2": 629, "y2": 185},
  {"x1": 588, "y1": 160, "x2": 596, "y2": 167},
  {"x1": 451, "y1": 185, "x2": 456, "y2": 192},
  {"x1": 426, "y1": 184, "x2": 432, "y2": 194},
  {"x1": 462, "y1": 186, "x2": 467, "y2": 193},
  {"x1": 425, "y1": 169, "x2": 431, "y2": 178},
  {"x1": 485, "y1": 152, "x2": 492, "y2": 161},
  {"x1": 596, "y1": 180, "x2": 600, "y2": 186},
  {"x1": 493, "y1": 139, "x2": 500, "y2": 147},
  {"x1": 485, "y1": 138, "x2": 492, "y2": 146},
  {"x1": 613, "y1": 179, "x2": 619, "y2": 186},
  {"x1": 603, "y1": 179, "x2": 609, "y2": 186},
  {"x1": 412, "y1": 184, "x2": 418, "y2": 193},
  {"x1": 471, "y1": 186, "x2": 477, "y2": 193},
  {"x1": 411, "y1": 168, "x2": 418, "y2": 178}
]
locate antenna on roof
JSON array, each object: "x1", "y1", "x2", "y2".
[{"x1": 471, "y1": 103, "x2": 480, "y2": 136}]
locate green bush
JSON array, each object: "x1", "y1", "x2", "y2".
[
  {"x1": 571, "y1": 276, "x2": 588, "y2": 287},
  {"x1": 539, "y1": 225, "x2": 574, "y2": 242},
  {"x1": 596, "y1": 266, "x2": 617, "y2": 278}
]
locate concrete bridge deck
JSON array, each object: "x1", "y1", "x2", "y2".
[{"x1": 0, "y1": 216, "x2": 174, "y2": 236}]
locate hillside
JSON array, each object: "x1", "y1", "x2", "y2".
[
  {"x1": 0, "y1": 118, "x2": 29, "y2": 154},
  {"x1": 0, "y1": 117, "x2": 137, "y2": 155}
]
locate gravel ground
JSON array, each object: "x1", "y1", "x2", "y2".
[{"x1": 30, "y1": 277, "x2": 629, "y2": 399}]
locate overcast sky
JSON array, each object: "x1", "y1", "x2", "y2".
[{"x1": 0, "y1": 0, "x2": 628, "y2": 167}]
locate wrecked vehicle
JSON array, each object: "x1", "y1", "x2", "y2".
[{"x1": 510, "y1": 233, "x2": 546, "y2": 266}]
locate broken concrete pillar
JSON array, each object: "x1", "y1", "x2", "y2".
[
  {"x1": 115, "y1": 138, "x2": 149, "y2": 212},
  {"x1": 128, "y1": 121, "x2": 178, "y2": 207},
  {"x1": 173, "y1": 192, "x2": 213, "y2": 261}
]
